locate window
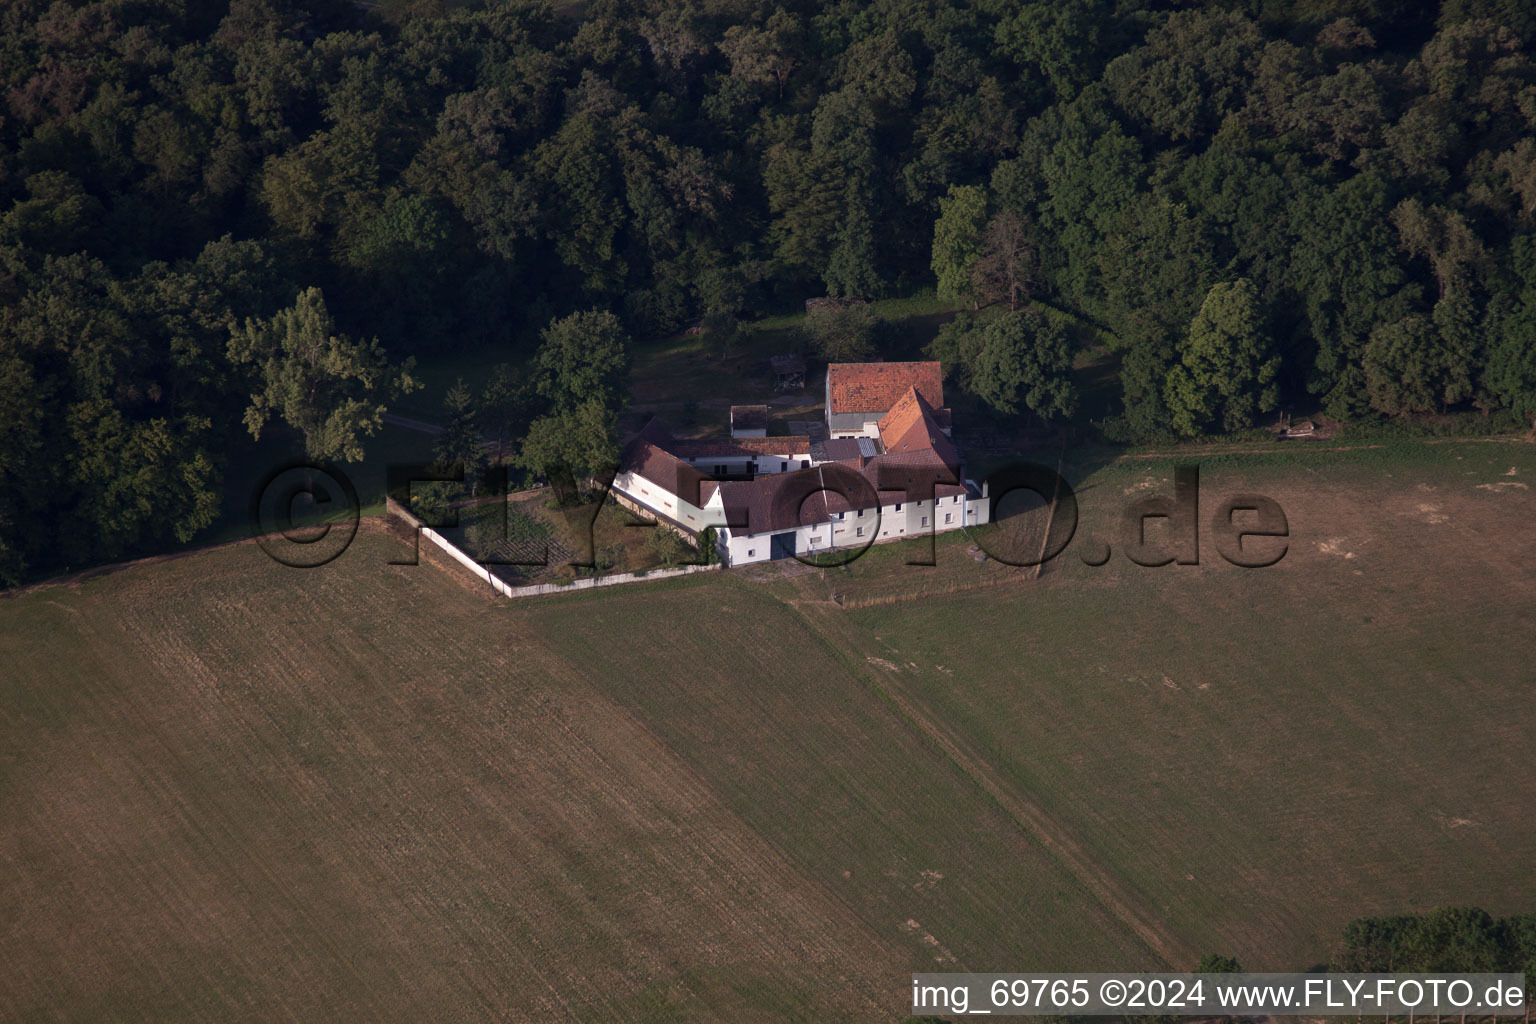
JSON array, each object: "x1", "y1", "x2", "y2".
[
  {"x1": 747, "y1": 548, "x2": 755, "y2": 557},
  {"x1": 800, "y1": 460, "x2": 809, "y2": 468},
  {"x1": 715, "y1": 464, "x2": 727, "y2": 476},
  {"x1": 781, "y1": 461, "x2": 788, "y2": 471},
  {"x1": 895, "y1": 503, "x2": 902, "y2": 511},
  {"x1": 945, "y1": 513, "x2": 952, "y2": 524},
  {"x1": 856, "y1": 526, "x2": 864, "y2": 537},
  {"x1": 921, "y1": 516, "x2": 928, "y2": 527}
]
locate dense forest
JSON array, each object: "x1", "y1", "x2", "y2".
[{"x1": 1, "y1": 0, "x2": 1534, "y2": 584}]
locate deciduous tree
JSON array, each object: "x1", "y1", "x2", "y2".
[
  {"x1": 804, "y1": 304, "x2": 878, "y2": 363},
  {"x1": 534, "y1": 309, "x2": 629, "y2": 414},
  {"x1": 972, "y1": 209, "x2": 1038, "y2": 310},
  {"x1": 970, "y1": 309, "x2": 1079, "y2": 420},
  {"x1": 228, "y1": 286, "x2": 418, "y2": 461},
  {"x1": 1165, "y1": 279, "x2": 1279, "y2": 435},
  {"x1": 931, "y1": 184, "x2": 989, "y2": 309}
]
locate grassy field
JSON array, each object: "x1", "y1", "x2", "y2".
[
  {"x1": 2, "y1": 440, "x2": 1534, "y2": 1020},
  {"x1": 796, "y1": 438, "x2": 1536, "y2": 970}
]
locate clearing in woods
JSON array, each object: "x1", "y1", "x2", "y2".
[{"x1": 1, "y1": 439, "x2": 1533, "y2": 1019}]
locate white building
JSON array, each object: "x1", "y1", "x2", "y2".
[{"x1": 613, "y1": 364, "x2": 988, "y2": 567}]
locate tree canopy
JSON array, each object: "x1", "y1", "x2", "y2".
[
  {"x1": 1164, "y1": 279, "x2": 1280, "y2": 435},
  {"x1": 228, "y1": 286, "x2": 419, "y2": 462},
  {"x1": 2, "y1": 0, "x2": 1534, "y2": 582},
  {"x1": 931, "y1": 309, "x2": 1079, "y2": 420}
]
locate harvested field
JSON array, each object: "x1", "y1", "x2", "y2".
[
  {"x1": 3, "y1": 440, "x2": 1534, "y2": 1019},
  {"x1": 0, "y1": 528, "x2": 899, "y2": 1021}
]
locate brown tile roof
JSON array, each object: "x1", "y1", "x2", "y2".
[
  {"x1": 821, "y1": 438, "x2": 867, "y2": 464},
  {"x1": 713, "y1": 456, "x2": 967, "y2": 536},
  {"x1": 712, "y1": 474, "x2": 830, "y2": 534},
  {"x1": 619, "y1": 420, "x2": 709, "y2": 500},
  {"x1": 866, "y1": 449, "x2": 966, "y2": 499},
  {"x1": 730, "y1": 405, "x2": 769, "y2": 431},
  {"x1": 621, "y1": 416, "x2": 967, "y2": 542},
  {"x1": 827, "y1": 361, "x2": 944, "y2": 414}
]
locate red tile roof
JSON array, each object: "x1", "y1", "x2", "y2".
[
  {"x1": 827, "y1": 361, "x2": 944, "y2": 414},
  {"x1": 877, "y1": 386, "x2": 958, "y2": 464}
]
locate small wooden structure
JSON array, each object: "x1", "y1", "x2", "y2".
[{"x1": 768, "y1": 354, "x2": 806, "y2": 391}]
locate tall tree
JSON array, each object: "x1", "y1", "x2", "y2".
[
  {"x1": 479, "y1": 363, "x2": 536, "y2": 464},
  {"x1": 1165, "y1": 279, "x2": 1280, "y2": 435},
  {"x1": 972, "y1": 210, "x2": 1039, "y2": 310},
  {"x1": 228, "y1": 287, "x2": 419, "y2": 461},
  {"x1": 1362, "y1": 314, "x2": 1446, "y2": 415},
  {"x1": 518, "y1": 398, "x2": 619, "y2": 485},
  {"x1": 533, "y1": 309, "x2": 629, "y2": 414},
  {"x1": 931, "y1": 184, "x2": 990, "y2": 309},
  {"x1": 970, "y1": 310, "x2": 1079, "y2": 420},
  {"x1": 805, "y1": 304, "x2": 878, "y2": 362},
  {"x1": 1391, "y1": 200, "x2": 1486, "y2": 300},
  {"x1": 520, "y1": 309, "x2": 628, "y2": 490},
  {"x1": 1483, "y1": 237, "x2": 1536, "y2": 429},
  {"x1": 824, "y1": 185, "x2": 881, "y2": 298},
  {"x1": 434, "y1": 377, "x2": 486, "y2": 486},
  {"x1": 718, "y1": 9, "x2": 805, "y2": 99}
]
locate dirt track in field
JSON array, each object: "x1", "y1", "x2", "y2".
[{"x1": 779, "y1": 578, "x2": 1199, "y2": 970}]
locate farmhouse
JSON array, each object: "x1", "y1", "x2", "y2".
[
  {"x1": 613, "y1": 361, "x2": 988, "y2": 566},
  {"x1": 825, "y1": 360, "x2": 950, "y2": 438}
]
